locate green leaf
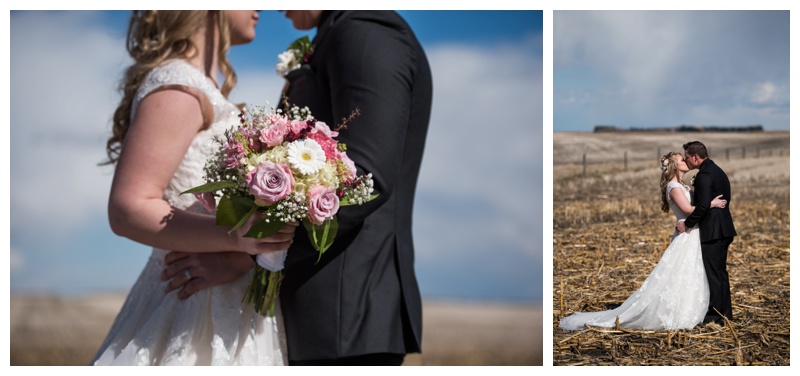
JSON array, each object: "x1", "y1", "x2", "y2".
[
  {"x1": 180, "y1": 181, "x2": 237, "y2": 195},
  {"x1": 340, "y1": 193, "x2": 380, "y2": 207},
  {"x1": 303, "y1": 217, "x2": 338, "y2": 263},
  {"x1": 288, "y1": 36, "x2": 312, "y2": 52},
  {"x1": 244, "y1": 218, "x2": 286, "y2": 239},
  {"x1": 228, "y1": 205, "x2": 257, "y2": 235},
  {"x1": 216, "y1": 195, "x2": 256, "y2": 226}
]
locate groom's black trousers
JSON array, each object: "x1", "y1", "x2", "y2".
[
  {"x1": 701, "y1": 237, "x2": 734, "y2": 323},
  {"x1": 289, "y1": 353, "x2": 405, "y2": 366}
]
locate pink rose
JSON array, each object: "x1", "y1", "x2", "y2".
[
  {"x1": 289, "y1": 120, "x2": 309, "y2": 134},
  {"x1": 259, "y1": 123, "x2": 287, "y2": 147},
  {"x1": 193, "y1": 192, "x2": 216, "y2": 212},
  {"x1": 307, "y1": 186, "x2": 340, "y2": 225},
  {"x1": 246, "y1": 161, "x2": 295, "y2": 205}
]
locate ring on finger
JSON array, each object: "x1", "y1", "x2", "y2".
[{"x1": 183, "y1": 268, "x2": 192, "y2": 280}]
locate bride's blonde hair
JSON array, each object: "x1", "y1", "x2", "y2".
[
  {"x1": 659, "y1": 152, "x2": 680, "y2": 213},
  {"x1": 103, "y1": 10, "x2": 237, "y2": 165}
]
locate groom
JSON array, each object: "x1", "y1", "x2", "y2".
[
  {"x1": 162, "y1": 10, "x2": 431, "y2": 365},
  {"x1": 677, "y1": 141, "x2": 737, "y2": 325},
  {"x1": 274, "y1": 10, "x2": 430, "y2": 365}
]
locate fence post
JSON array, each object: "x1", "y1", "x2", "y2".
[
  {"x1": 583, "y1": 153, "x2": 587, "y2": 177},
  {"x1": 726, "y1": 148, "x2": 730, "y2": 161},
  {"x1": 756, "y1": 148, "x2": 760, "y2": 158},
  {"x1": 624, "y1": 151, "x2": 628, "y2": 171},
  {"x1": 657, "y1": 147, "x2": 661, "y2": 160},
  {"x1": 742, "y1": 147, "x2": 746, "y2": 159}
]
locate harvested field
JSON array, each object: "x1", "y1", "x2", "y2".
[
  {"x1": 10, "y1": 295, "x2": 542, "y2": 366},
  {"x1": 552, "y1": 132, "x2": 790, "y2": 366}
]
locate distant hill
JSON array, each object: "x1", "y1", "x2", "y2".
[{"x1": 594, "y1": 125, "x2": 764, "y2": 133}]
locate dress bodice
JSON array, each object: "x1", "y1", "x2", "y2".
[
  {"x1": 666, "y1": 181, "x2": 692, "y2": 222},
  {"x1": 131, "y1": 59, "x2": 239, "y2": 212}
]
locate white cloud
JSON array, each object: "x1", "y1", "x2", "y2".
[
  {"x1": 9, "y1": 13, "x2": 285, "y2": 239},
  {"x1": 10, "y1": 247, "x2": 25, "y2": 271},
  {"x1": 11, "y1": 11, "x2": 128, "y2": 237},
  {"x1": 413, "y1": 36, "x2": 543, "y2": 264},
  {"x1": 554, "y1": 11, "x2": 789, "y2": 130}
]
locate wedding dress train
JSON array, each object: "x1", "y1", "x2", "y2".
[{"x1": 559, "y1": 181, "x2": 709, "y2": 331}]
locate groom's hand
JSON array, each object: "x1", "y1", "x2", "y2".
[
  {"x1": 161, "y1": 251, "x2": 254, "y2": 299},
  {"x1": 676, "y1": 221, "x2": 687, "y2": 234}
]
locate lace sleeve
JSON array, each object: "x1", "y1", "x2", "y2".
[
  {"x1": 665, "y1": 181, "x2": 682, "y2": 202},
  {"x1": 130, "y1": 60, "x2": 217, "y2": 123}
]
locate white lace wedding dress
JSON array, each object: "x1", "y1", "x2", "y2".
[
  {"x1": 559, "y1": 181, "x2": 709, "y2": 331},
  {"x1": 92, "y1": 60, "x2": 287, "y2": 365}
]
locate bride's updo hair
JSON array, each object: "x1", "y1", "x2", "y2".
[
  {"x1": 103, "y1": 10, "x2": 237, "y2": 165},
  {"x1": 659, "y1": 152, "x2": 679, "y2": 213}
]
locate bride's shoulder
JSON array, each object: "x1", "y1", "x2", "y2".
[
  {"x1": 137, "y1": 60, "x2": 213, "y2": 100},
  {"x1": 144, "y1": 60, "x2": 199, "y2": 84},
  {"x1": 666, "y1": 180, "x2": 684, "y2": 189}
]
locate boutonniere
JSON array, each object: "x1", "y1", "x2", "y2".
[
  {"x1": 691, "y1": 175, "x2": 696, "y2": 186},
  {"x1": 275, "y1": 36, "x2": 315, "y2": 77}
]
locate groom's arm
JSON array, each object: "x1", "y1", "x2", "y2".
[
  {"x1": 683, "y1": 172, "x2": 712, "y2": 228},
  {"x1": 324, "y1": 13, "x2": 418, "y2": 236}
]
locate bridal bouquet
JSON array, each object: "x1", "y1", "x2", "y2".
[{"x1": 182, "y1": 103, "x2": 376, "y2": 317}]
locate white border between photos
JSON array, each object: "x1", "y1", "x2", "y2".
[{"x1": 3, "y1": 0, "x2": 798, "y2": 373}]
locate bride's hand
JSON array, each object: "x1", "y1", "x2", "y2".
[
  {"x1": 161, "y1": 251, "x2": 254, "y2": 299},
  {"x1": 231, "y1": 214, "x2": 298, "y2": 255},
  {"x1": 711, "y1": 194, "x2": 727, "y2": 209}
]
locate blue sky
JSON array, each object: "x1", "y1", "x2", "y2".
[
  {"x1": 554, "y1": 10, "x2": 789, "y2": 131},
  {"x1": 9, "y1": 10, "x2": 543, "y2": 303}
]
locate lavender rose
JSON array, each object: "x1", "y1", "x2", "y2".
[
  {"x1": 308, "y1": 186, "x2": 340, "y2": 224},
  {"x1": 246, "y1": 161, "x2": 295, "y2": 205}
]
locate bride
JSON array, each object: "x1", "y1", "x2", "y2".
[
  {"x1": 92, "y1": 11, "x2": 295, "y2": 365},
  {"x1": 559, "y1": 152, "x2": 726, "y2": 331}
]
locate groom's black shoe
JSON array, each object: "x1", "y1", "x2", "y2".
[{"x1": 702, "y1": 315, "x2": 726, "y2": 326}]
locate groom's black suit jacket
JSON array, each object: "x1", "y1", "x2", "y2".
[
  {"x1": 279, "y1": 10, "x2": 431, "y2": 361},
  {"x1": 683, "y1": 159, "x2": 737, "y2": 242}
]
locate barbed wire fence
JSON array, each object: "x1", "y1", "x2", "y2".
[{"x1": 555, "y1": 145, "x2": 790, "y2": 178}]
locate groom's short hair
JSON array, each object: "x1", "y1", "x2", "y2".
[{"x1": 683, "y1": 141, "x2": 708, "y2": 159}]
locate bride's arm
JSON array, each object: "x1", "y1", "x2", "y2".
[
  {"x1": 669, "y1": 188, "x2": 726, "y2": 216},
  {"x1": 108, "y1": 88, "x2": 294, "y2": 255}
]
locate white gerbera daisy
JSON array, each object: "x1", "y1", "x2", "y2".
[{"x1": 286, "y1": 139, "x2": 326, "y2": 175}]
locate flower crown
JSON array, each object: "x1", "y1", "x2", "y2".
[{"x1": 660, "y1": 157, "x2": 670, "y2": 172}]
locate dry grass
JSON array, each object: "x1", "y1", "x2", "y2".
[
  {"x1": 552, "y1": 132, "x2": 790, "y2": 366},
  {"x1": 10, "y1": 295, "x2": 542, "y2": 366}
]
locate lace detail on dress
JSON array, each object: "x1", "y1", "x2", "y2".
[
  {"x1": 666, "y1": 180, "x2": 691, "y2": 222},
  {"x1": 92, "y1": 60, "x2": 287, "y2": 365},
  {"x1": 558, "y1": 180, "x2": 709, "y2": 331},
  {"x1": 131, "y1": 60, "x2": 240, "y2": 212}
]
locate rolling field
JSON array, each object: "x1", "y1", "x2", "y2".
[{"x1": 552, "y1": 132, "x2": 790, "y2": 365}]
